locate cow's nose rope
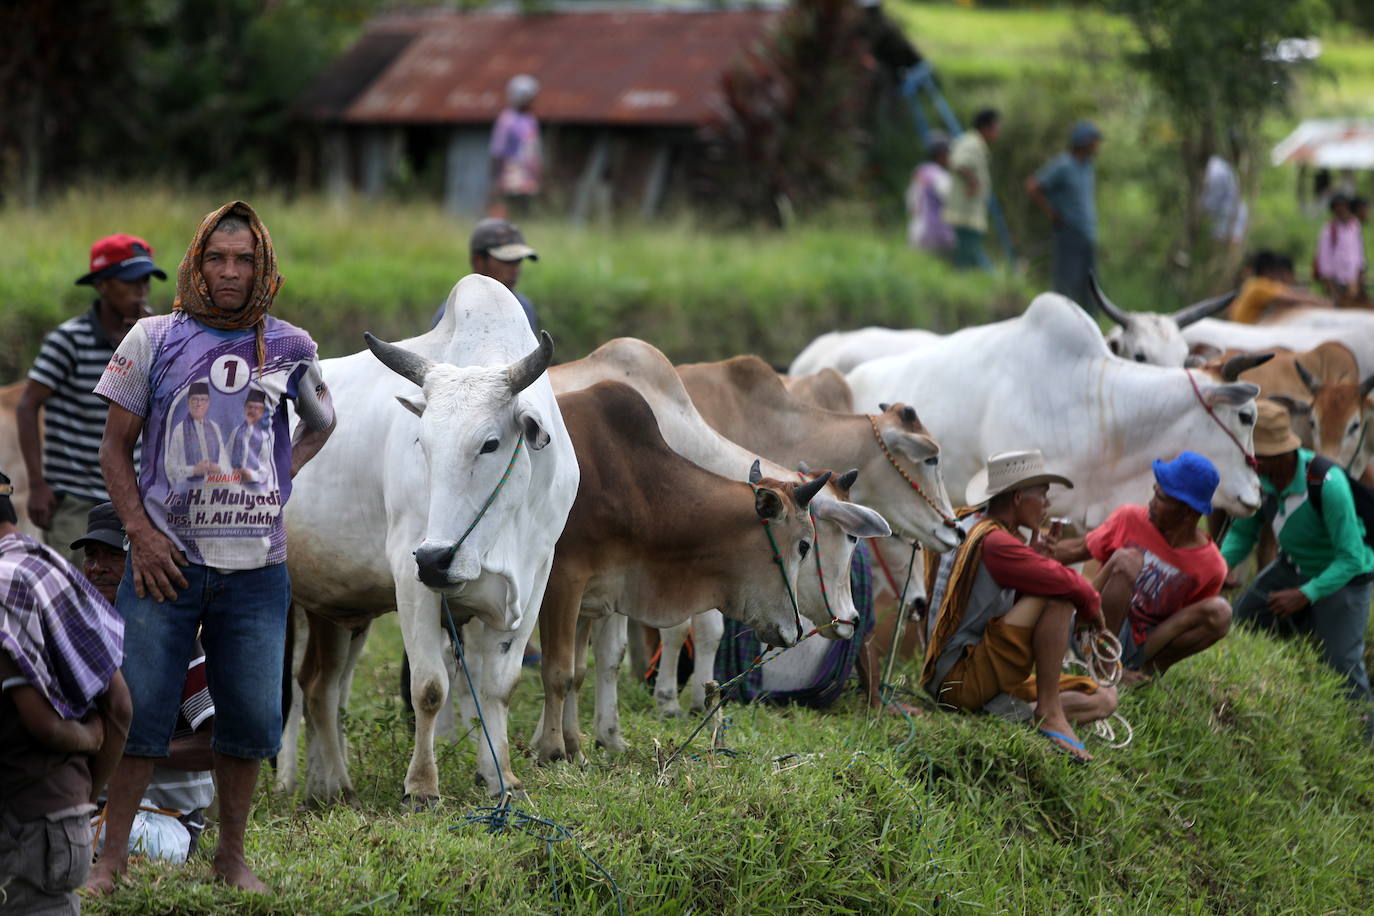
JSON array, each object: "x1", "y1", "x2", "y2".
[
  {"x1": 436, "y1": 432, "x2": 526, "y2": 565},
  {"x1": 867, "y1": 415, "x2": 958, "y2": 529},
  {"x1": 796, "y1": 471, "x2": 848, "y2": 632},
  {"x1": 1186, "y1": 370, "x2": 1260, "y2": 471}
]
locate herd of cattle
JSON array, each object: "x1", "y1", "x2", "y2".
[{"x1": 4, "y1": 274, "x2": 1372, "y2": 807}]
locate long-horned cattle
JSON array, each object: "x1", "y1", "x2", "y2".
[
  {"x1": 533, "y1": 381, "x2": 837, "y2": 763},
  {"x1": 1184, "y1": 316, "x2": 1374, "y2": 379},
  {"x1": 549, "y1": 338, "x2": 891, "y2": 721},
  {"x1": 282, "y1": 274, "x2": 579, "y2": 805},
  {"x1": 846, "y1": 293, "x2": 1264, "y2": 530},
  {"x1": 787, "y1": 276, "x2": 1234, "y2": 379}
]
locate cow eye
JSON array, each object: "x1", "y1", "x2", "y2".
[
  {"x1": 1239, "y1": 411, "x2": 1255, "y2": 427},
  {"x1": 1134, "y1": 353, "x2": 1147, "y2": 363},
  {"x1": 480, "y1": 437, "x2": 500, "y2": 454},
  {"x1": 798, "y1": 540, "x2": 811, "y2": 559},
  {"x1": 846, "y1": 533, "x2": 858, "y2": 543},
  {"x1": 1351, "y1": 421, "x2": 1362, "y2": 435},
  {"x1": 924, "y1": 456, "x2": 939, "y2": 467}
]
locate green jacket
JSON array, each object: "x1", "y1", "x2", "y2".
[{"x1": 1221, "y1": 449, "x2": 1374, "y2": 603}]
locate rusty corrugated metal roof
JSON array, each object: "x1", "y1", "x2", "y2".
[
  {"x1": 334, "y1": 7, "x2": 782, "y2": 127},
  {"x1": 295, "y1": 19, "x2": 424, "y2": 122}
]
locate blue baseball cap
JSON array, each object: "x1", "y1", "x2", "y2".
[{"x1": 1152, "y1": 451, "x2": 1219, "y2": 516}]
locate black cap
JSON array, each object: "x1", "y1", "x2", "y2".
[
  {"x1": 469, "y1": 219, "x2": 538, "y2": 262},
  {"x1": 71, "y1": 501, "x2": 126, "y2": 552},
  {"x1": 189, "y1": 381, "x2": 210, "y2": 397}
]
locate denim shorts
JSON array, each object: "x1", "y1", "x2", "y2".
[{"x1": 115, "y1": 558, "x2": 290, "y2": 759}]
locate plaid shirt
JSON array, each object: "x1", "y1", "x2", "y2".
[{"x1": 0, "y1": 533, "x2": 124, "y2": 718}]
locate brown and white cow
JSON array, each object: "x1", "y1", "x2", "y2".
[{"x1": 533, "y1": 381, "x2": 829, "y2": 764}]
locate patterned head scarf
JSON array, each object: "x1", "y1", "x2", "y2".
[{"x1": 173, "y1": 200, "x2": 284, "y2": 373}]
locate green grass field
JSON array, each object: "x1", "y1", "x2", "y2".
[{"x1": 81, "y1": 615, "x2": 1374, "y2": 914}]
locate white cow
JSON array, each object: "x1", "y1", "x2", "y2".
[
  {"x1": 788, "y1": 276, "x2": 1234, "y2": 377},
  {"x1": 847, "y1": 293, "x2": 1264, "y2": 530},
  {"x1": 283, "y1": 274, "x2": 579, "y2": 804},
  {"x1": 1184, "y1": 317, "x2": 1374, "y2": 378}
]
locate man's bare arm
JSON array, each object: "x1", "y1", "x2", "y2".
[
  {"x1": 1025, "y1": 176, "x2": 1060, "y2": 224},
  {"x1": 100, "y1": 403, "x2": 188, "y2": 601},
  {"x1": 0, "y1": 650, "x2": 104, "y2": 753},
  {"x1": 291, "y1": 378, "x2": 336, "y2": 479},
  {"x1": 16, "y1": 380, "x2": 56, "y2": 528},
  {"x1": 1053, "y1": 536, "x2": 1093, "y2": 565}
]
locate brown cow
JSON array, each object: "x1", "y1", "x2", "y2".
[
  {"x1": 534, "y1": 381, "x2": 829, "y2": 764},
  {"x1": 783, "y1": 368, "x2": 854, "y2": 412}
]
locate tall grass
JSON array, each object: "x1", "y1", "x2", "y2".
[
  {"x1": 81, "y1": 616, "x2": 1374, "y2": 914},
  {"x1": 0, "y1": 187, "x2": 1031, "y2": 383}
]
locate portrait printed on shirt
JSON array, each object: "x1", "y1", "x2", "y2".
[{"x1": 157, "y1": 347, "x2": 285, "y2": 555}]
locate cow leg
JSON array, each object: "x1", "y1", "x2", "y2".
[
  {"x1": 334, "y1": 623, "x2": 372, "y2": 769},
  {"x1": 398, "y1": 585, "x2": 448, "y2": 808},
  {"x1": 453, "y1": 612, "x2": 535, "y2": 797},
  {"x1": 624, "y1": 619, "x2": 652, "y2": 682},
  {"x1": 592, "y1": 614, "x2": 629, "y2": 753},
  {"x1": 302, "y1": 613, "x2": 356, "y2": 806},
  {"x1": 687, "y1": 610, "x2": 724, "y2": 714},
  {"x1": 534, "y1": 572, "x2": 584, "y2": 765},
  {"x1": 654, "y1": 621, "x2": 689, "y2": 717},
  {"x1": 561, "y1": 614, "x2": 594, "y2": 763},
  {"x1": 274, "y1": 602, "x2": 309, "y2": 793}
]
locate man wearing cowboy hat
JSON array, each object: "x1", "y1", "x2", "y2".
[
  {"x1": 923, "y1": 450, "x2": 1116, "y2": 762},
  {"x1": 16, "y1": 234, "x2": 166, "y2": 560},
  {"x1": 1043, "y1": 451, "x2": 1232, "y2": 686},
  {"x1": 1221, "y1": 400, "x2": 1374, "y2": 720}
]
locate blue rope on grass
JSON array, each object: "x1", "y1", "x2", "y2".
[{"x1": 443, "y1": 600, "x2": 625, "y2": 916}]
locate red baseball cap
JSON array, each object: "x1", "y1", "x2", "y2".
[{"x1": 75, "y1": 233, "x2": 167, "y2": 286}]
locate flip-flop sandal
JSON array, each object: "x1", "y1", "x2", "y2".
[{"x1": 1038, "y1": 728, "x2": 1090, "y2": 764}]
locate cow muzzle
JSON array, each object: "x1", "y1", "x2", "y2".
[{"x1": 413, "y1": 541, "x2": 481, "y2": 588}]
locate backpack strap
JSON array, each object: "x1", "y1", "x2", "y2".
[{"x1": 1307, "y1": 454, "x2": 1333, "y2": 519}]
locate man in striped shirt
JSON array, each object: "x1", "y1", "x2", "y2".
[{"x1": 17, "y1": 234, "x2": 166, "y2": 561}]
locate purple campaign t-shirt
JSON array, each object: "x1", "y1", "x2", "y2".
[{"x1": 95, "y1": 313, "x2": 329, "y2": 570}]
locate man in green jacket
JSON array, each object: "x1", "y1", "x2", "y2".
[{"x1": 1222, "y1": 401, "x2": 1374, "y2": 717}]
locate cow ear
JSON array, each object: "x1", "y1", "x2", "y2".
[
  {"x1": 809, "y1": 496, "x2": 891, "y2": 539},
  {"x1": 1201, "y1": 381, "x2": 1259, "y2": 407},
  {"x1": 516, "y1": 402, "x2": 552, "y2": 450},
  {"x1": 883, "y1": 427, "x2": 937, "y2": 461},
  {"x1": 1268, "y1": 394, "x2": 1311, "y2": 416},
  {"x1": 754, "y1": 485, "x2": 785, "y2": 521},
  {"x1": 396, "y1": 394, "x2": 427, "y2": 417}
]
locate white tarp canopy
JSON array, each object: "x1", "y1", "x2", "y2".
[{"x1": 1271, "y1": 119, "x2": 1374, "y2": 170}]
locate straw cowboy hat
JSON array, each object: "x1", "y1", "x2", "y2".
[
  {"x1": 965, "y1": 449, "x2": 1074, "y2": 507},
  {"x1": 1253, "y1": 399, "x2": 1302, "y2": 457}
]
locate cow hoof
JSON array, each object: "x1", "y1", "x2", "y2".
[
  {"x1": 688, "y1": 704, "x2": 706, "y2": 716},
  {"x1": 595, "y1": 737, "x2": 628, "y2": 754},
  {"x1": 535, "y1": 750, "x2": 566, "y2": 766},
  {"x1": 656, "y1": 704, "x2": 681, "y2": 719},
  {"x1": 402, "y1": 793, "x2": 439, "y2": 812}
]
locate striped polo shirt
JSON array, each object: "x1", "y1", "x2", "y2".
[{"x1": 28, "y1": 305, "x2": 132, "y2": 501}]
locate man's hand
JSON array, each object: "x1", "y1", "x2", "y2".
[
  {"x1": 127, "y1": 525, "x2": 189, "y2": 602},
  {"x1": 74, "y1": 710, "x2": 106, "y2": 754},
  {"x1": 27, "y1": 479, "x2": 57, "y2": 530},
  {"x1": 1267, "y1": 588, "x2": 1310, "y2": 620},
  {"x1": 1224, "y1": 567, "x2": 1244, "y2": 590}
]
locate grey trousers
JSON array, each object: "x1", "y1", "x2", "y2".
[
  {"x1": 1052, "y1": 226, "x2": 1096, "y2": 311},
  {"x1": 0, "y1": 808, "x2": 92, "y2": 915},
  {"x1": 1234, "y1": 557, "x2": 1373, "y2": 706}
]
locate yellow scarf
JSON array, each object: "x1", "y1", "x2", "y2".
[{"x1": 920, "y1": 517, "x2": 1009, "y2": 687}]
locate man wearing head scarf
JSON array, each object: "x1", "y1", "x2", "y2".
[
  {"x1": 0, "y1": 472, "x2": 131, "y2": 912},
  {"x1": 488, "y1": 73, "x2": 542, "y2": 216},
  {"x1": 89, "y1": 202, "x2": 336, "y2": 894}
]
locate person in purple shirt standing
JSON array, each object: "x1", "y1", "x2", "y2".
[
  {"x1": 1315, "y1": 194, "x2": 1367, "y2": 306},
  {"x1": 906, "y1": 132, "x2": 955, "y2": 256},
  {"x1": 87, "y1": 201, "x2": 336, "y2": 896},
  {"x1": 488, "y1": 73, "x2": 542, "y2": 218}
]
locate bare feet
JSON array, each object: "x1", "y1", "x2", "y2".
[
  {"x1": 214, "y1": 853, "x2": 270, "y2": 894},
  {"x1": 1121, "y1": 669, "x2": 1153, "y2": 688},
  {"x1": 81, "y1": 859, "x2": 124, "y2": 896},
  {"x1": 1036, "y1": 714, "x2": 1093, "y2": 762}
]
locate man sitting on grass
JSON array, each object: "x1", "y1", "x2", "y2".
[
  {"x1": 1044, "y1": 452, "x2": 1232, "y2": 686},
  {"x1": 922, "y1": 451, "x2": 1116, "y2": 762}
]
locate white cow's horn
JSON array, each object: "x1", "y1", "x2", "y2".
[
  {"x1": 1173, "y1": 289, "x2": 1238, "y2": 328},
  {"x1": 507, "y1": 330, "x2": 555, "y2": 395},
  {"x1": 1087, "y1": 271, "x2": 1131, "y2": 326},
  {"x1": 364, "y1": 332, "x2": 435, "y2": 387},
  {"x1": 794, "y1": 470, "x2": 831, "y2": 509}
]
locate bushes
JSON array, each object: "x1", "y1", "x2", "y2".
[{"x1": 0, "y1": 186, "x2": 1033, "y2": 382}]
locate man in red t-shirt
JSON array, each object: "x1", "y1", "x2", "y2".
[{"x1": 1047, "y1": 451, "x2": 1231, "y2": 685}]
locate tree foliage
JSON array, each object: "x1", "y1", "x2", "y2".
[{"x1": 1109, "y1": 0, "x2": 1331, "y2": 287}]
